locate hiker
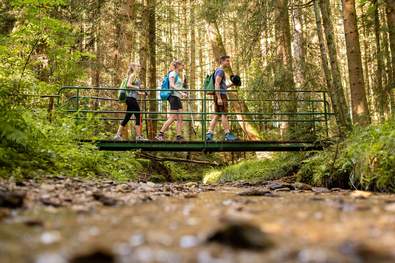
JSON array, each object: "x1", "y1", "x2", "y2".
[
  {"x1": 155, "y1": 61, "x2": 187, "y2": 141},
  {"x1": 114, "y1": 63, "x2": 148, "y2": 141},
  {"x1": 206, "y1": 55, "x2": 238, "y2": 142}
]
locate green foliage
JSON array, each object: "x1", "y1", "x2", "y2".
[
  {"x1": 297, "y1": 121, "x2": 395, "y2": 192},
  {"x1": 203, "y1": 153, "x2": 304, "y2": 184}
]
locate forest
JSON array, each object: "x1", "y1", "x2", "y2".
[
  {"x1": 1, "y1": 0, "x2": 395, "y2": 261},
  {"x1": 1, "y1": 0, "x2": 394, "y2": 188}
]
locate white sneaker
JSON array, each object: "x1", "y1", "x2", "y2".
[
  {"x1": 136, "y1": 136, "x2": 148, "y2": 141},
  {"x1": 114, "y1": 134, "x2": 123, "y2": 141},
  {"x1": 154, "y1": 133, "x2": 165, "y2": 141}
]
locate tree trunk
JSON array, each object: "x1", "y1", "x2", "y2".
[
  {"x1": 292, "y1": 3, "x2": 306, "y2": 91},
  {"x1": 274, "y1": 0, "x2": 297, "y2": 139},
  {"x1": 373, "y1": 0, "x2": 386, "y2": 121},
  {"x1": 189, "y1": 0, "x2": 197, "y2": 139},
  {"x1": 361, "y1": 8, "x2": 373, "y2": 113},
  {"x1": 314, "y1": 1, "x2": 339, "y2": 124},
  {"x1": 342, "y1": 0, "x2": 370, "y2": 126},
  {"x1": 206, "y1": 22, "x2": 261, "y2": 140},
  {"x1": 147, "y1": 0, "x2": 156, "y2": 139},
  {"x1": 385, "y1": 0, "x2": 395, "y2": 114},
  {"x1": 319, "y1": 0, "x2": 352, "y2": 133}
]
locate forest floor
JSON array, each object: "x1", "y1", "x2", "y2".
[{"x1": 1, "y1": 177, "x2": 395, "y2": 263}]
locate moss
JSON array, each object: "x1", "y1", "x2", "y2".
[{"x1": 203, "y1": 153, "x2": 305, "y2": 184}]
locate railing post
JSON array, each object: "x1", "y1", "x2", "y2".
[
  {"x1": 323, "y1": 91, "x2": 329, "y2": 137},
  {"x1": 76, "y1": 88, "x2": 80, "y2": 123},
  {"x1": 202, "y1": 88, "x2": 207, "y2": 145}
]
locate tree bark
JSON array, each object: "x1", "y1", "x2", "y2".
[
  {"x1": 372, "y1": 0, "x2": 386, "y2": 121},
  {"x1": 189, "y1": 0, "x2": 197, "y2": 139},
  {"x1": 274, "y1": 0, "x2": 297, "y2": 139},
  {"x1": 314, "y1": 1, "x2": 339, "y2": 123},
  {"x1": 319, "y1": 0, "x2": 352, "y2": 132},
  {"x1": 385, "y1": 0, "x2": 395, "y2": 114},
  {"x1": 342, "y1": 0, "x2": 370, "y2": 126},
  {"x1": 147, "y1": 0, "x2": 156, "y2": 139}
]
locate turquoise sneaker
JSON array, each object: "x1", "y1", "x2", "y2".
[
  {"x1": 224, "y1": 132, "x2": 238, "y2": 142},
  {"x1": 206, "y1": 132, "x2": 214, "y2": 142}
]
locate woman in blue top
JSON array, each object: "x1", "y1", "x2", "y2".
[
  {"x1": 155, "y1": 61, "x2": 187, "y2": 141},
  {"x1": 114, "y1": 63, "x2": 148, "y2": 141}
]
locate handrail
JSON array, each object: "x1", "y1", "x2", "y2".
[
  {"x1": 58, "y1": 86, "x2": 330, "y2": 93},
  {"x1": 54, "y1": 85, "x2": 335, "y2": 141}
]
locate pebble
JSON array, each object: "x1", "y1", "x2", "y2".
[
  {"x1": 179, "y1": 235, "x2": 199, "y2": 248},
  {"x1": 293, "y1": 182, "x2": 313, "y2": 191},
  {"x1": 312, "y1": 187, "x2": 331, "y2": 193},
  {"x1": 0, "y1": 189, "x2": 25, "y2": 208},
  {"x1": 40, "y1": 231, "x2": 61, "y2": 245},
  {"x1": 35, "y1": 253, "x2": 67, "y2": 263},
  {"x1": 238, "y1": 189, "x2": 272, "y2": 196},
  {"x1": 351, "y1": 190, "x2": 373, "y2": 199},
  {"x1": 384, "y1": 202, "x2": 395, "y2": 212},
  {"x1": 206, "y1": 221, "x2": 273, "y2": 250}
]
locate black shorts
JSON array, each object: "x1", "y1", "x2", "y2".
[{"x1": 168, "y1": 95, "x2": 183, "y2": 110}]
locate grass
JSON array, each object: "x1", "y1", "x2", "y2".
[{"x1": 203, "y1": 153, "x2": 305, "y2": 184}]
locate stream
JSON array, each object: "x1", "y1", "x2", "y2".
[{"x1": 1, "y1": 177, "x2": 395, "y2": 263}]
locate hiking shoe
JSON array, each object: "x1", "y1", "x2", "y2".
[
  {"x1": 224, "y1": 132, "x2": 238, "y2": 142},
  {"x1": 155, "y1": 133, "x2": 165, "y2": 141},
  {"x1": 136, "y1": 136, "x2": 148, "y2": 141},
  {"x1": 176, "y1": 135, "x2": 185, "y2": 142},
  {"x1": 206, "y1": 132, "x2": 214, "y2": 142},
  {"x1": 114, "y1": 134, "x2": 123, "y2": 141}
]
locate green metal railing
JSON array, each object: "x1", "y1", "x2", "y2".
[{"x1": 56, "y1": 86, "x2": 335, "y2": 142}]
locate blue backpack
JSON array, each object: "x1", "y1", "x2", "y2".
[{"x1": 160, "y1": 72, "x2": 179, "y2": 100}]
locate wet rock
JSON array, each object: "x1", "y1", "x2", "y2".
[
  {"x1": 70, "y1": 250, "x2": 115, "y2": 263},
  {"x1": 312, "y1": 187, "x2": 330, "y2": 193},
  {"x1": 310, "y1": 197, "x2": 325, "y2": 202},
  {"x1": 238, "y1": 188, "x2": 272, "y2": 196},
  {"x1": 268, "y1": 182, "x2": 295, "y2": 191},
  {"x1": 40, "y1": 184, "x2": 56, "y2": 191},
  {"x1": 339, "y1": 240, "x2": 395, "y2": 262},
  {"x1": 24, "y1": 218, "x2": 44, "y2": 227},
  {"x1": 40, "y1": 196, "x2": 63, "y2": 207},
  {"x1": 92, "y1": 192, "x2": 118, "y2": 206},
  {"x1": 180, "y1": 235, "x2": 200, "y2": 248},
  {"x1": 183, "y1": 193, "x2": 198, "y2": 198},
  {"x1": 129, "y1": 233, "x2": 145, "y2": 247},
  {"x1": 297, "y1": 247, "x2": 338, "y2": 263},
  {"x1": 0, "y1": 189, "x2": 25, "y2": 208},
  {"x1": 293, "y1": 182, "x2": 313, "y2": 191},
  {"x1": 206, "y1": 222, "x2": 273, "y2": 250},
  {"x1": 0, "y1": 207, "x2": 11, "y2": 219},
  {"x1": 40, "y1": 231, "x2": 61, "y2": 245},
  {"x1": 384, "y1": 202, "x2": 395, "y2": 212},
  {"x1": 274, "y1": 187, "x2": 291, "y2": 192},
  {"x1": 351, "y1": 190, "x2": 373, "y2": 199},
  {"x1": 140, "y1": 195, "x2": 153, "y2": 202},
  {"x1": 35, "y1": 253, "x2": 67, "y2": 263}
]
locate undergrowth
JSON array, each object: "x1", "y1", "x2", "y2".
[{"x1": 297, "y1": 120, "x2": 395, "y2": 192}]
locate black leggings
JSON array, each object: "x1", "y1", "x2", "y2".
[{"x1": 121, "y1": 97, "x2": 141, "y2": 126}]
